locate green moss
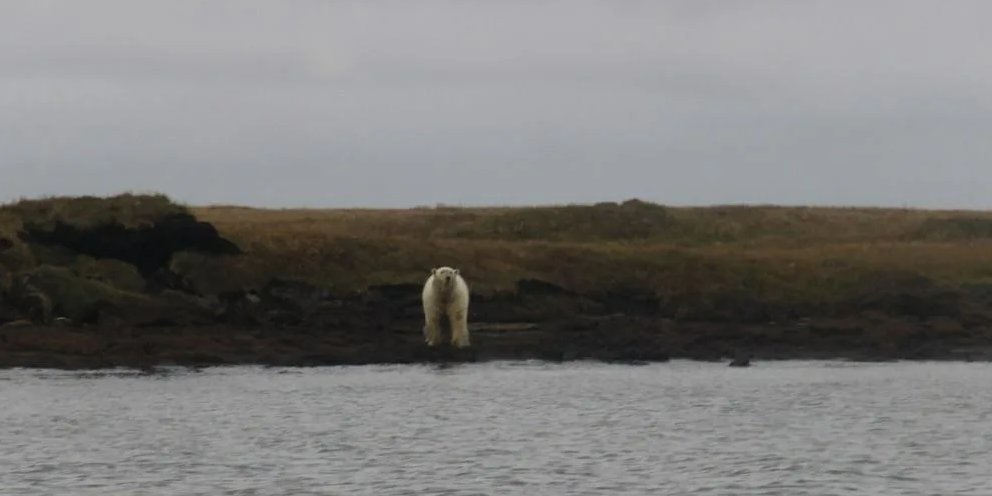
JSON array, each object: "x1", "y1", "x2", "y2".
[
  {"x1": 19, "y1": 265, "x2": 152, "y2": 323},
  {"x1": 72, "y1": 256, "x2": 147, "y2": 293}
]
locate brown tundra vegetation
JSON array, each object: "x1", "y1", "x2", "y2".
[{"x1": 3, "y1": 194, "x2": 992, "y2": 369}]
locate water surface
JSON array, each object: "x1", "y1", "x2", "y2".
[{"x1": 2, "y1": 360, "x2": 991, "y2": 495}]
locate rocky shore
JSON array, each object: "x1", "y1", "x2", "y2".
[{"x1": 3, "y1": 277, "x2": 992, "y2": 370}]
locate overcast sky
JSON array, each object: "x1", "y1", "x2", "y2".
[{"x1": 1, "y1": 1, "x2": 990, "y2": 209}]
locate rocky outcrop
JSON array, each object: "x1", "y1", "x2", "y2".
[
  {"x1": 5, "y1": 249, "x2": 992, "y2": 369},
  {"x1": 5, "y1": 265, "x2": 178, "y2": 326},
  {"x1": 22, "y1": 213, "x2": 240, "y2": 276},
  {"x1": 0, "y1": 197, "x2": 244, "y2": 329}
]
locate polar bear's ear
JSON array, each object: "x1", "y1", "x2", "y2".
[
  {"x1": 431, "y1": 268, "x2": 437, "y2": 275},
  {"x1": 454, "y1": 269, "x2": 460, "y2": 275}
]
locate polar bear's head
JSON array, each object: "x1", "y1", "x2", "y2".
[{"x1": 432, "y1": 266, "x2": 460, "y2": 287}]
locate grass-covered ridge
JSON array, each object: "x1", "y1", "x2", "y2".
[
  {"x1": 4, "y1": 193, "x2": 992, "y2": 327},
  {"x1": 0, "y1": 194, "x2": 240, "y2": 325},
  {"x1": 5, "y1": 194, "x2": 992, "y2": 368},
  {"x1": 193, "y1": 201, "x2": 992, "y2": 301},
  {"x1": 6, "y1": 193, "x2": 185, "y2": 231}
]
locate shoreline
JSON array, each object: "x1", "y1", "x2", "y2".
[{"x1": 3, "y1": 315, "x2": 991, "y2": 371}]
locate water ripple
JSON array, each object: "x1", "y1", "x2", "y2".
[{"x1": 1, "y1": 361, "x2": 991, "y2": 494}]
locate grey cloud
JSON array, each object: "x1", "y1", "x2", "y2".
[{"x1": 1, "y1": 0, "x2": 991, "y2": 208}]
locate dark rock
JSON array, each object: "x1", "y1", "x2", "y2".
[
  {"x1": 469, "y1": 293, "x2": 540, "y2": 323},
  {"x1": 23, "y1": 213, "x2": 240, "y2": 276},
  {"x1": 265, "y1": 309, "x2": 305, "y2": 326},
  {"x1": 181, "y1": 353, "x2": 228, "y2": 366},
  {"x1": 845, "y1": 271, "x2": 963, "y2": 319},
  {"x1": 598, "y1": 288, "x2": 661, "y2": 316},
  {"x1": 365, "y1": 283, "x2": 422, "y2": 300},
  {"x1": 52, "y1": 317, "x2": 74, "y2": 327},
  {"x1": 477, "y1": 280, "x2": 602, "y2": 322},
  {"x1": 216, "y1": 289, "x2": 264, "y2": 325},
  {"x1": 0, "y1": 266, "x2": 10, "y2": 293},
  {"x1": 133, "y1": 317, "x2": 181, "y2": 328},
  {"x1": 516, "y1": 279, "x2": 573, "y2": 296},
  {"x1": 810, "y1": 319, "x2": 864, "y2": 336},
  {"x1": 0, "y1": 319, "x2": 32, "y2": 329},
  {"x1": 0, "y1": 304, "x2": 20, "y2": 326},
  {"x1": 147, "y1": 267, "x2": 194, "y2": 293},
  {"x1": 670, "y1": 290, "x2": 775, "y2": 323},
  {"x1": 729, "y1": 349, "x2": 752, "y2": 367},
  {"x1": 856, "y1": 289, "x2": 961, "y2": 319},
  {"x1": 261, "y1": 278, "x2": 331, "y2": 312},
  {"x1": 356, "y1": 283, "x2": 427, "y2": 322}
]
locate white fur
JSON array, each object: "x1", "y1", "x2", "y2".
[{"x1": 421, "y1": 266, "x2": 471, "y2": 348}]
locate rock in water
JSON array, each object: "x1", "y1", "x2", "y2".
[{"x1": 729, "y1": 351, "x2": 751, "y2": 367}]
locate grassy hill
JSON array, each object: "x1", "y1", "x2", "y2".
[
  {"x1": 192, "y1": 200, "x2": 992, "y2": 318},
  {"x1": 5, "y1": 194, "x2": 992, "y2": 367},
  {"x1": 3, "y1": 194, "x2": 992, "y2": 322}
]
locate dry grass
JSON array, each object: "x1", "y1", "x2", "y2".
[
  {"x1": 4, "y1": 193, "x2": 987, "y2": 324},
  {"x1": 0, "y1": 194, "x2": 189, "y2": 273},
  {"x1": 193, "y1": 202, "x2": 992, "y2": 303},
  {"x1": 5, "y1": 193, "x2": 992, "y2": 307},
  {"x1": 4, "y1": 193, "x2": 186, "y2": 231}
]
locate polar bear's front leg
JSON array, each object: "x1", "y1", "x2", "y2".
[
  {"x1": 449, "y1": 308, "x2": 470, "y2": 348},
  {"x1": 423, "y1": 308, "x2": 443, "y2": 347}
]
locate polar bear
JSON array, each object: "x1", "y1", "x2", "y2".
[{"x1": 422, "y1": 266, "x2": 471, "y2": 348}]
